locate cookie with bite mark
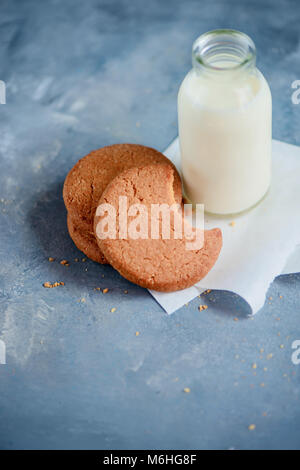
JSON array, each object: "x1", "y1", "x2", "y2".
[{"x1": 94, "y1": 164, "x2": 222, "y2": 292}]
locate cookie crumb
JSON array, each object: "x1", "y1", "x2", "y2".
[
  {"x1": 229, "y1": 221, "x2": 236, "y2": 227},
  {"x1": 198, "y1": 305, "x2": 208, "y2": 311},
  {"x1": 43, "y1": 281, "x2": 64, "y2": 288},
  {"x1": 248, "y1": 424, "x2": 256, "y2": 431},
  {"x1": 252, "y1": 363, "x2": 257, "y2": 369},
  {"x1": 135, "y1": 331, "x2": 140, "y2": 336},
  {"x1": 183, "y1": 387, "x2": 191, "y2": 393},
  {"x1": 279, "y1": 295, "x2": 283, "y2": 299},
  {"x1": 267, "y1": 353, "x2": 273, "y2": 360},
  {"x1": 103, "y1": 288, "x2": 109, "y2": 294},
  {"x1": 60, "y1": 260, "x2": 69, "y2": 266},
  {"x1": 233, "y1": 317, "x2": 239, "y2": 322},
  {"x1": 48, "y1": 257, "x2": 55, "y2": 262},
  {"x1": 110, "y1": 307, "x2": 116, "y2": 313},
  {"x1": 94, "y1": 287, "x2": 101, "y2": 291},
  {"x1": 124, "y1": 290, "x2": 128, "y2": 294},
  {"x1": 203, "y1": 289, "x2": 211, "y2": 295},
  {"x1": 74, "y1": 258, "x2": 79, "y2": 262},
  {"x1": 82, "y1": 258, "x2": 86, "y2": 262}
]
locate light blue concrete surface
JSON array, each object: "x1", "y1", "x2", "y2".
[{"x1": 0, "y1": 0, "x2": 300, "y2": 450}]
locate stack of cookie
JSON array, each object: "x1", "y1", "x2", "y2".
[{"x1": 63, "y1": 144, "x2": 222, "y2": 292}]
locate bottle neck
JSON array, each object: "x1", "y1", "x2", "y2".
[{"x1": 192, "y1": 29, "x2": 256, "y2": 80}]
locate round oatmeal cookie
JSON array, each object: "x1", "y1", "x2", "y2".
[
  {"x1": 94, "y1": 164, "x2": 222, "y2": 292},
  {"x1": 63, "y1": 143, "x2": 182, "y2": 227},
  {"x1": 67, "y1": 214, "x2": 107, "y2": 264}
]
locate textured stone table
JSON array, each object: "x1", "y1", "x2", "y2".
[{"x1": 0, "y1": 0, "x2": 300, "y2": 450}]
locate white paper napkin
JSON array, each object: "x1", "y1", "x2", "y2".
[{"x1": 149, "y1": 139, "x2": 300, "y2": 314}]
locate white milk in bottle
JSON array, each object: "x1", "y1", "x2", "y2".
[{"x1": 178, "y1": 30, "x2": 272, "y2": 215}]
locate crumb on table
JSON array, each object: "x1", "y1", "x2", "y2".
[
  {"x1": 60, "y1": 260, "x2": 69, "y2": 266},
  {"x1": 198, "y1": 305, "x2": 208, "y2": 311},
  {"x1": 203, "y1": 289, "x2": 211, "y2": 295},
  {"x1": 43, "y1": 281, "x2": 64, "y2": 288}
]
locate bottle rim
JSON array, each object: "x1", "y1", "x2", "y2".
[{"x1": 192, "y1": 29, "x2": 256, "y2": 72}]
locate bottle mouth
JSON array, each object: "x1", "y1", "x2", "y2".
[{"x1": 192, "y1": 29, "x2": 256, "y2": 72}]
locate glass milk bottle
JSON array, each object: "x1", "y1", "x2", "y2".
[{"x1": 178, "y1": 30, "x2": 272, "y2": 215}]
